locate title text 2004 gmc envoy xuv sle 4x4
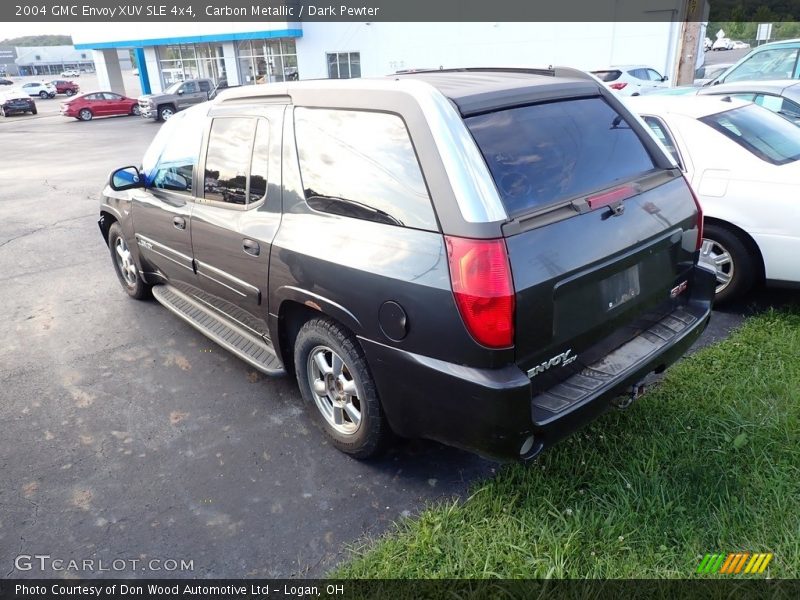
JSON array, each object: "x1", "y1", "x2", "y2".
[{"x1": 99, "y1": 68, "x2": 716, "y2": 461}]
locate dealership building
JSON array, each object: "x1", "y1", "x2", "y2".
[{"x1": 72, "y1": 16, "x2": 692, "y2": 97}]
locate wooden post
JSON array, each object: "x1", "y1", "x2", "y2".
[{"x1": 676, "y1": 0, "x2": 706, "y2": 85}]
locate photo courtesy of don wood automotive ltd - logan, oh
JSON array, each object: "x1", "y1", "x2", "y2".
[{"x1": 0, "y1": 0, "x2": 798, "y2": 598}]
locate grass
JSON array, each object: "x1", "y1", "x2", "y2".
[{"x1": 335, "y1": 308, "x2": 800, "y2": 578}]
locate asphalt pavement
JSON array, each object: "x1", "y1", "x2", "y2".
[{"x1": 0, "y1": 102, "x2": 795, "y2": 579}]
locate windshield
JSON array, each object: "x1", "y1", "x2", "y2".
[
  {"x1": 699, "y1": 103, "x2": 800, "y2": 165},
  {"x1": 465, "y1": 97, "x2": 655, "y2": 216}
]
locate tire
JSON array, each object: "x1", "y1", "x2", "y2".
[
  {"x1": 65, "y1": 89, "x2": 75, "y2": 96},
  {"x1": 700, "y1": 223, "x2": 757, "y2": 304},
  {"x1": 131, "y1": 104, "x2": 141, "y2": 116},
  {"x1": 158, "y1": 105, "x2": 175, "y2": 121},
  {"x1": 78, "y1": 108, "x2": 92, "y2": 121},
  {"x1": 107, "y1": 222, "x2": 151, "y2": 300},
  {"x1": 0, "y1": 107, "x2": 5, "y2": 117},
  {"x1": 294, "y1": 318, "x2": 390, "y2": 459},
  {"x1": 30, "y1": 106, "x2": 36, "y2": 115},
  {"x1": 39, "y1": 91, "x2": 48, "y2": 98}
]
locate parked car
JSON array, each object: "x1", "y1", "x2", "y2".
[
  {"x1": 704, "y1": 37, "x2": 713, "y2": 51},
  {"x1": 21, "y1": 82, "x2": 56, "y2": 98},
  {"x1": 712, "y1": 37, "x2": 733, "y2": 51},
  {"x1": 709, "y1": 38, "x2": 800, "y2": 85},
  {"x1": 650, "y1": 80, "x2": 800, "y2": 125},
  {"x1": 61, "y1": 69, "x2": 80, "y2": 77},
  {"x1": 731, "y1": 40, "x2": 751, "y2": 50},
  {"x1": 628, "y1": 95, "x2": 800, "y2": 302},
  {"x1": 49, "y1": 79, "x2": 80, "y2": 96},
  {"x1": 693, "y1": 63, "x2": 734, "y2": 86},
  {"x1": 61, "y1": 91, "x2": 140, "y2": 121},
  {"x1": 0, "y1": 77, "x2": 14, "y2": 86},
  {"x1": 137, "y1": 78, "x2": 213, "y2": 121},
  {"x1": 590, "y1": 65, "x2": 669, "y2": 96},
  {"x1": 0, "y1": 89, "x2": 37, "y2": 116},
  {"x1": 99, "y1": 68, "x2": 714, "y2": 461}
]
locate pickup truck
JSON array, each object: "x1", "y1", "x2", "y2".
[{"x1": 137, "y1": 78, "x2": 213, "y2": 121}]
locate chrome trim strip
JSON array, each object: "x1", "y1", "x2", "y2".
[
  {"x1": 135, "y1": 234, "x2": 194, "y2": 272},
  {"x1": 195, "y1": 259, "x2": 260, "y2": 300}
]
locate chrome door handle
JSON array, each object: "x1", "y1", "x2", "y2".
[{"x1": 173, "y1": 216, "x2": 186, "y2": 230}]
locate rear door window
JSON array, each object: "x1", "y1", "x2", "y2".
[
  {"x1": 699, "y1": 104, "x2": 800, "y2": 165},
  {"x1": 465, "y1": 97, "x2": 656, "y2": 217}
]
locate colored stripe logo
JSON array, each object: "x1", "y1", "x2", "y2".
[{"x1": 697, "y1": 553, "x2": 773, "y2": 574}]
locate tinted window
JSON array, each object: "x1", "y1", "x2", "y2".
[
  {"x1": 295, "y1": 108, "x2": 435, "y2": 230},
  {"x1": 724, "y1": 48, "x2": 800, "y2": 82},
  {"x1": 646, "y1": 69, "x2": 664, "y2": 81},
  {"x1": 199, "y1": 81, "x2": 211, "y2": 92},
  {"x1": 204, "y1": 118, "x2": 261, "y2": 205},
  {"x1": 699, "y1": 104, "x2": 800, "y2": 165},
  {"x1": 103, "y1": 93, "x2": 122, "y2": 100},
  {"x1": 643, "y1": 116, "x2": 683, "y2": 169},
  {"x1": 143, "y1": 109, "x2": 205, "y2": 193},
  {"x1": 466, "y1": 98, "x2": 655, "y2": 216},
  {"x1": 592, "y1": 70, "x2": 621, "y2": 82},
  {"x1": 84, "y1": 93, "x2": 102, "y2": 100},
  {"x1": 754, "y1": 93, "x2": 800, "y2": 120},
  {"x1": 182, "y1": 81, "x2": 199, "y2": 94}
]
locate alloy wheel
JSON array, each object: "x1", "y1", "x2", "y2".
[
  {"x1": 307, "y1": 345, "x2": 362, "y2": 435},
  {"x1": 114, "y1": 237, "x2": 137, "y2": 286},
  {"x1": 700, "y1": 237, "x2": 734, "y2": 294}
]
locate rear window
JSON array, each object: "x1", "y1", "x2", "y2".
[
  {"x1": 699, "y1": 103, "x2": 800, "y2": 165},
  {"x1": 465, "y1": 97, "x2": 656, "y2": 216},
  {"x1": 591, "y1": 70, "x2": 621, "y2": 82}
]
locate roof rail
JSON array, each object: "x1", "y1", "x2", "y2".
[{"x1": 394, "y1": 66, "x2": 599, "y2": 83}]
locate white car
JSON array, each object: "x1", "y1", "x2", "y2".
[
  {"x1": 731, "y1": 40, "x2": 751, "y2": 50},
  {"x1": 21, "y1": 82, "x2": 56, "y2": 98},
  {"x1": 61, "y1": 69, "x2": 80, "y2": 77},
  {"x1": 627, "y1": 95, "x2": 800, "y2": 302},
  {"x1": 590, "y1": 65, "x2": 669, "y2": 96},
  {"x1": 712, "y1": 37, "x2": 734, "y2": 51}
]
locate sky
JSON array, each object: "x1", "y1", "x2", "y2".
[{"x1": 0, "y1": 22, "x2": 94, "y2": 40}]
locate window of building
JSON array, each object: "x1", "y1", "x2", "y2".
[
  {"x1": 236, "y1": 39, "x2": 299, "y2": 85},
  {"x1": 203, "y1": 118, "x2": 269, "y2": 207},
  {"x1": 294, "y1": 108, "x2": 435, "y2": 230},
  {"x1": 157, "y1": 43, "x2": 226, "y2": 88},
  {"x1": 326, "y1": 52, "x2": 360, "y2": 79}
]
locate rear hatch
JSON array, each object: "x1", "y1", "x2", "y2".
[{"x1": 464, "y1": 94, "x2": 701, "y2": 403}]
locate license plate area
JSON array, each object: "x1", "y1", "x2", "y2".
[{"x1": 600, "y1": 265, "x2": 641, "y2": 311}]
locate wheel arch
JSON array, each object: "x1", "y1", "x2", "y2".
[
  {"x1": 704, "y1": 216, "x2": 766, "y2": 281},
  {"x1": 274, "y1": 293, "x2": 363, "y2": 375},
  {"x1": 98, "y1": 209, "x2": 119, "y2": 246}
]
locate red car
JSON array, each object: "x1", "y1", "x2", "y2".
[
  {"x1": 60, "y1": 91, "x2": 140, "y2": 121},
  {"x1": 49, "y1": 79, "x2": 80, "y2": 96}
]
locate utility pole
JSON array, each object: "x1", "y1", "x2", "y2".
[{"x1": 675, "y1": 0, "x2": 706, "y2": 85}]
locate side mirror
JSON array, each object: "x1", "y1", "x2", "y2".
[
  {"x1": 661, "y1": 76, "x2": 669, "y2": 82},
  {"x1": 109, "y1": 166, "x2": 143, "y2": 191},
  {"x1": 177, "y1": 88, "x2": 184, "y2": 95}
]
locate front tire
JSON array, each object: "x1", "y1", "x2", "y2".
[
  {"x1": 294, "y1": 318, "x2": 390, "y2": 459},
  {"x1": 700, "y1": 223, "x2": 757, "y2": 304},
  {"x1": 131, "y1": 104, "x2": 141, "y2": 116},
  {"x1": 107, "y1": 222, "x2": 151, "y2": 300},
  {"x1": 78, "y1": 108, "x2": 92, "y2": 121},
  {"x1": 65, "y1": 89, "x2": 75, "y2": 96},
  {"x1": 158, "y1": 105, "x2": 175, "y2": 121},
  {"x1": 39, "y1": 91, "x2": 48, "y2": 98}
]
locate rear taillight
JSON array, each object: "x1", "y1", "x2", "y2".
[
  {"x1": 445, "y1": 236, "x2": 515, "y2": 349},
  {"x1": 610, "y1": 82, "x2": 628, "y2": 90},
  {"x1": 683, "y1": 176, "x2": 704, "y2": 250}
]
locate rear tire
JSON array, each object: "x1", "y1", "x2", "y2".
[
  {"x1": 30, "y1": 106, "x2": 36, "y2": 115},
  {"x1": 39, "y1": 91, "x2": 47, "y2": 98},
  {"x1": 65, "y1": 89, "x2": 75, "y2": 96},
  {"x1": 107, "y1": 222, "x2": 151, "y2": 300},
  {"x1": 294, "y1": 318, "x2": 390, "y2": 459},
  {"x1": 700, "y1": 223, "x2": 757, "y2": 304},
  {"x1": 78, "y1": 108, "x2": 92, "y2": 121}
]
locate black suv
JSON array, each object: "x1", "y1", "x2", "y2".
[{"x1": 100, "y1": 68, "x2": 715, "y2": 461}]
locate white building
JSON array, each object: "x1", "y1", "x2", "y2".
[{"x1": 72, "y1": 20, "x2": 688, "y2": 96}]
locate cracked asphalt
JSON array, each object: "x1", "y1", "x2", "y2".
[{"x1": 1, "y1": 106, "x2": 795, "y2": 579}]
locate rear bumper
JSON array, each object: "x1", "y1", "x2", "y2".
[{"x1": 362, "y1": 263, "x2": 716, "y2": 461}]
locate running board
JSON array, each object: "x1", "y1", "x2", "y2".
[{"x1": 152, "y1": 284, "x2": 285, "y2": 376}]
